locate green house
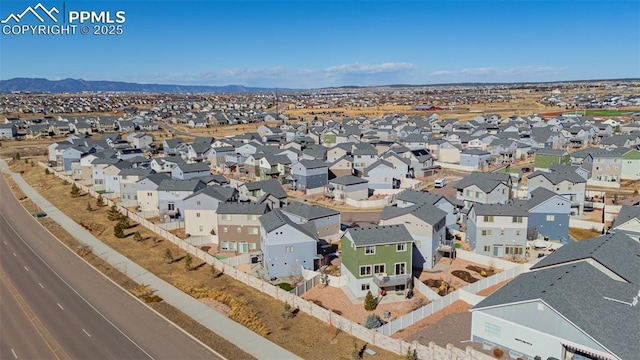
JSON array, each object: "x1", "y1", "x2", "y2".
[
  {"x1": 340, "y1": 225, "x2": 413, "y2": 298},
  {"x1": 534, "y1": 149, "x2": 570, "y2": 171}
]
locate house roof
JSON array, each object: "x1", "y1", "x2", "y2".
[
  {"x1": 118, "y1": 168, "x2": 154, "y2": 176},
  {"x1": 216, "y1": 202, "x2": 269, "y2": 215},
  {"x1": 396, "y1": 189, "x2": 444, "y2": 206},
  {"x1": 242, "y1": 179, "x2": 287, "y2": 199},
  {"x1": 380, "y1": 203, "x2": 446, "y2": 225},
  {"x1": 330, "y1": 175, "x2": 368, "y2": 186},
  {"x1": 363, "y1": 159, "x2": 394, "y2": 176},
  {"x1": 345, "y1": 224, "x2": 413, "y2": 247},
  {"x1": 137, "y1": 172, "x2": 170, "y2": 185},
  {"x1": 176, "y1": 162, "x2": 210, "y2": 173},
  {"x1": 259, "y1": 208, "x2": 318, "y2": 240},
  {"x1": 454, "y1": 172, "x2": 510, "y2": 192},
  {"x1": 527, "y1": 170, "x2": 586, "y2": 185},
  {"x1": 280, "y1": 202, "x2": 339, "y2": 220},
  {"x1": 298, "y1": 159, "x2": 328, "y2": 169},
  {"x1": 184, "y1": 185, "x2": 237, "y2": 202},
  {"x1": 610, "y1": 205, "x2": 640, "y2": 230},
  {"x1": 157, "y1": 179, "x2": 205, "y2": 192},
  {"x1": 461, "y1": 149, "x2": 490, "y2": 156},
  {"x1": 471, "y1": 201, "x2": 529, "y2": 217}
]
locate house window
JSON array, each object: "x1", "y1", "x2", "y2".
[
  {"x1": 475, "y1": 191, "x2": 481, "y2": 198},
  {"x1": 147, "y1": 192, "x2": 152, "y2": 196},
  {"x1": 222, "y1": 227, "x2": 228, "y2": 233},
  {"x1": 512, "y1": 216, "x2": 523, "y2": 223},
  {"x1": 199, "y1": 225, "x2": 203, "y2": 232},
  {"x1": 500, "y1": 229, "x2": 505, "y2": 236},
  {"x1": 483, "y1": 216, "x2": 494, "y2": 222},
  {"x1": 481, "y1": 230, "x2": 493, "y2": 236},
  {"x1": 485, "y1": 323, "x2": 501, "y2": 337},
  {"x1": 248, "y1": 227, "x2": 258, "y2": 235},
  {"x1": 196, "y1": 212, "x2": 201, "y2": 218},
  {"x1": 546, "y1": 215, "x2": 555, "y2": 221},
  {"x1": 483, "y1": 246, "x2": 491, "y2": 252},
  {"x1": 221, "y1": 214, "x2": 232, "y2": 221},
  {"x1": 364, "y1": 246, "x2": 375, "y2": 255},
  {"x1": 505, "y1": 246, "x2": 523, "y2": 255},
  {"x1": 361, "y1": 283, "x2": 370, "y2": 291},
  {"x1": 396, "y1": 243, "x2": 406, "y2": 252},
  {"x1": 394, "y1": 263, "x2": 406, "y2": 275},
  {"x1": 221, "y1": 242, "x2": 229, "y2": 250},
  {"x1": 516, "y1": 230, "x2": 521, "y2": 236},
  {"x1": 247, "y1": 214, "x2": 257, "y2": 221},
  {"x1": 466, "y1": 190, "x2": 473, "y2": 197},
  {"x1": 236, "y1": 227, "x2": 242, "y2": 234},
  {"x1": 249, "y1": 243, "x2": 257, "y2": 250},
  {"x1": 360, "y1": 265, "x2": 372, "y2": 276},
  {"x1": 373, "y1": 264, "x2": 386, "y2": 274},
  {"x1": 167, "y1": 203, "x2": 175, "y2": 211},
  {"x1": 285, "y1": 246, "x2": 294, "y2": 253},
  {"x1": 196, "y1": 201, "x2": 201, "y2": 205}
]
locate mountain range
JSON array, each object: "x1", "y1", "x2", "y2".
[{"x1": 0, "y1": 78, "x2": 281, "y2": 94}]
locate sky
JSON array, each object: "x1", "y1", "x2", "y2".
[{"x1": 1, "y1": 0, "x2": 639, "y2": 88}]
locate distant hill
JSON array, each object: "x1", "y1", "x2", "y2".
[{"x1": 0, "y1": 78, "x2": 283, "y2": 94}]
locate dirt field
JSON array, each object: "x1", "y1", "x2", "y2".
[
  {"x1": 569, "y1": 227, "x2": 602, "y2": 241},
  {"x1": 7, "y1": 160, "x2": 402, "y2": 360}
]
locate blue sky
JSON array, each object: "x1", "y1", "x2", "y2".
[{"x1": 1, "y1": 0, "x2": 639, "y2": 88}]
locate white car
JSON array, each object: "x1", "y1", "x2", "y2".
[{"x1": 434, "y1": 178, "x2": 447, "y2": 188}]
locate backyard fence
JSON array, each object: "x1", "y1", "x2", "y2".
[{"x1": 41, "y1": 162, "x2": 500, "y2": 359}]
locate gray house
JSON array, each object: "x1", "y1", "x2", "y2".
[
  {"x1": 289, "y1": 160, "x2": 328, "y2": 192},
  {"x1": 280, "y1": 202, "x2": 341, "y2": 243},
  {"x1": 525, "y1": 187, "x2": 571, "y2": 241},
  {"x1": 157, "y1": 179, "x2": 207, "y2": 220},
  {"x1": 171, "y1": 162, "x2": 211, "y2": 180},
  {"x1": 466, "y1": 201, "x2": 529, "y2": 258},
  {"x1": 260, "y1": 209, "x2": 319, "y2": 280},
  {"x1": 460, "y1": 149, "x2": 492, "y2": 170},
  {"x1": 471, "y1": 233, "x2": 640, "y2": 360},
  {"x1": 0, "y1": 124, "x2": 18, "y2": 139}
]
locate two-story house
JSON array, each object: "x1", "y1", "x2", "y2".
[
  {"x1": 527, "y1": 170, "x2": 586, "y2": 215},
  {"x1": 183, "y1": 186, "x2": 238, "y2": 240},
  {"x1": 157, "y1": 179, "x2": 207, "y2": 220},
  {"x1": 466, "y1": 202, "x2": 528, "y2": 258},
  {"x1": 118, "y1": 168, "x2": 154, "y2": 207},
  {"x1": 455, "y1": 172, "x2": 512, "y2": 209},
  {"x1": 580, "y1": 151, "x2": 623, "y2": 182},
  {"x1": 216, "y1": 202, "x2": 270, "y2": 253},
  {"x1": 326, "y1": 175, "x2": 369, "y2": 201},
  {"x1": 289, "y1": 160, "x2": 328, "y2": 192},
  {"x1": 279, "y1": 202, "x2": 341, "y2": 243},
  {"x1": 135, "y1": 173, "x2": 170, "y2": 214},
  {"x1": 171, "y1": 162, "x2": 211, "y2": 180},
  {"x1": 341, "y1": 225, "x2": 414, "y2": 298},
  {"x1": 238, "y1": 179, "x2": 288, "y2": 209},
  {"x1": 259, "y1": 209, "x2": 319, "y2": 280},
  {"x1": 525, "y1": 188, "x2": 571, "y2": 241}
]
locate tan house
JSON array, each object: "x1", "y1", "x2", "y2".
[{"x1": 216, "y1": 202, "x2": 270, "y2": 254}]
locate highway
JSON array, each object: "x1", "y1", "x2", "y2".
[{"x1": 0, "y1": 175, "x2": 224, "y2": 360}]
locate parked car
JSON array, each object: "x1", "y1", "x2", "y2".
[{"x1": 434, "y1": 178, "x2": 447, "y2": 188}]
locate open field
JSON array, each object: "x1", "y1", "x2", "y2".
[{"x1": 7, "y1": 160, "x2": 402, "y2": 360}]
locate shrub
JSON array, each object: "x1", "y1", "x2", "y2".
[
  {"x1": 70, "y1": 183, "x2": 80, "y2": 197},
  {"x1": 163, "y1": 249, "x2": 173, "y2": 264},
  {"x1": 364, "y1": 290, "x2": 377, "y2": 311},
  {"x1": 493, "y1": 348, "x2": 504, "y2": 358},
  {"x1": 96, "y1": 195, "x2": 105, "y2": 207},
  {"x1": 282, "y1": 302, "x2": 294, "y2": 319},
  {"x1": 351, "y1": 341, "x2": 361, "y2": 360},
  {"x1": 406, "y1": 347, "x2": 417, "y2": 360},
  {"x1": 364, "y1": 314, "x2": 382, "y2": 329},
  {"x1": 276, "y1": 282, "x2": 293, "y2": 291},
  {"x1": 133, "y1": 231, "x2": 142, "y2": 242},
  {"x1": 86, "y1": 201, "x2": 93, "y2": 211},
  {"x1": 30, "y1": 161, "x2": 35, "y2": 167},
  {"x1": 117, "y1": 218, "x2": 130, "y2": 229},
  {"x1": 113, "y1": 224, "x2": 125, "y2": 238},
  {"x1": 184, "y1": 253, "x2": 193, "y2": 271},
  {"x1": 107, "y1": 205, "x2": 121, "y2": 221},
  {"x1": 45, "y1": 168, "x2": 50, "y2": 175}
]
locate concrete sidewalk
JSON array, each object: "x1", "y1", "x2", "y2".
[{"x1": 1, "y1": 161, "x2": 301, "y2": 360}]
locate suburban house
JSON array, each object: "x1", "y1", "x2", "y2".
[
  {"x1": 534, "y1": 149, "x2": 571, "y2": 172},
  {"x1": 216, "y1": 202, "x2": 270, "y2": 253},
  {"x1": 118, "y1": 168, "x2": 154, "y2": 206},
  {"x1": 238, "y1": 179, "x2": 288, "y2": 209},
  {"x1": 0, "y1": 123, "x2": 17, "y2": 139},
  {"x1": 90, "y1": 157, "x2": 120, "y2": 191},
  {"x1": 379, "y1": 203, "x2": 447, "y2": 270},
  {"x1": 127, "y1": 132, "x2": 153, "y2": 150},
  {"x1": 328, "y1": 155, "x2": 354, "y2": 179},
  {"x1": 279, "y1": 202, "x2": 341, "y2": 243},
  {"x1": 609, "y1": 205, "x2": 640, "y2": 241},
  {"x1": 171, "y1": 162, "x2": 211, "y2": 180},
  {"x1": 103, "y1": 161, "x2": 131, "y2": 194},
  {"x1": 580, "y1": 151, "x2": 623, "y2": 182},
  {"x1": 455, "y1": 172, "x2": 512, "y2": 208},
  {"x1": 527, "y1": 170, "x2": 586, "y2": 215},
  {"x1": 135, "y1": 173, "x2": 170, "y2": 214},
  {"x1": 326, "y1": 175, "x2": 369, "y2": 201},
  {"x1": 460, "y1": 149, "x2": 492, "y2": 170},
  {"x1": 525, "y1": 187, "x2": 571, "y2": 241},
  {"x1": 471, "y1": 233, "x2": 640, "y2": 360},
  {"x1": 150, "y1": 156, "x2": 185, "y2": 173},
  {"x1": 621, "y1": 149, "x2": 640, "y2": 180},
  {"x1": 352, "y1": 143, "x2": 379, "y2": 175},
  {"x1": 363, "y1": 160, "x2": 402, "y2": 189},
  {"x1": 157, "y1": 179, "x2": 207, "y2": 221},
  {"x1": 466, "y1": 202, "x2": 528, "y2": 258},
  {"x1": 259, "y1": 209, "x2": 319, "y2": 280},
  {"x1": 396, "y1": 189, "x2": 457, "y2": 229},
  {"x1": 163, "y1": 138, "x2": 184, "y2": 156},
  {"x1": 289, "y1": 160, "x2": 328, "y2": 192},
  {"x1": 183, "y1": 186, "x2": 238, "y2": 240},
  {"x1": 341, "y1": 225, "x2": 414, "y2": 298}
]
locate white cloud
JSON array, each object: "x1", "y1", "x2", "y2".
[
  {"x1": 324, "y1": 62, "x2": 416, "y2": 76},
  {"x1": 431, "y1": 66, "x2": 562, "y2": 78}
]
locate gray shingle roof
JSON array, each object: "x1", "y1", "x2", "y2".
[
  {"x1": 185, "y1": 186, "x2": 237, "y2": 202},
  {"x1": 454, "y1": 172, "x2": 511, "y2": 192},
  {"x1": 474, "y1": 232, "x2": 640, "y2": 360},
  {"x1": 380, "y1": 203, "x2": 446, "y2": 225},
  {"x1": 176, "y1": 162, "x2": 210, "y2": 173},
  {"x1": 157, "y1": 179, "x2": 205, "y2": 192},
  {"x1": 298, "y1": 159, "x2": 328, "y2": 169},
  {"x1": 242, "y1": 179, "x2": 287, "y2": 199},
  {"x1": 216, "y1": 202, "x2": 269, "y2": 215},
  {"x1": 345, "y1": 224, "x2": 412, "y2": 246},
  {"x1": 471, "y1": 201, "x2": 529, "y2": 217},
  {"x1": 259, "y1": 208, "x2": 318, "y2": 239},
  {"x1": 396, "y1": 189, "x2": 444, "y2": 206},
  {"x1": 280, "y1": 202, "x2": 339, "y2": 220},
  {"x1": 611, "y1": 205, "x2": 640, "y2": 230},
  {"x1": 330, "y1": 175, "x2": 368, "y2": 186},
  {"x1": 527, "y1": 170, "x2": 586, "y2": 185}
]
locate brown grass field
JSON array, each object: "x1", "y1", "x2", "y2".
[
  {"x1": 569, "y1": 227, "x2": 603, "y2": 241},
  {"x1": 6, "y1": 160, "x2": 402, "y2": 360}
]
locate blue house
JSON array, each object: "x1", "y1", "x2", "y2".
[
  {"x1": 289, "y1": 159, "x2": 328, "y2": 192},
  {"x1": 157, "y1": 179, "x2": 207, "y2": 220},
  {"x1": 525, "y1": 187, "x2": 571, "y2": 241},
  {"x1": 171, "y1": 162, "x2": 211, "y2": 180},
  {"x1": 460, "y1": 149, "x2": 492, "y2": 170}
]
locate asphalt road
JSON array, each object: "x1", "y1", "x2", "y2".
[{"x1": 0, "y1": 176, "x2": 224, "y2": 360}]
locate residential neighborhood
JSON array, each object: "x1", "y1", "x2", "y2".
[{"x1": 3, "y1": 85, "x2": 640, "y2": 360}]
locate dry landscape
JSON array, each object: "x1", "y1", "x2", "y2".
[{"x1": 4, "y1": 159, "x2": 402, "y2": 360}]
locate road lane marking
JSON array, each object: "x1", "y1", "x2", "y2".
[
  {"x1": 82, "y1": 329, "x2": 91, "y2": 337},
  {"x1": 39, "y1": 283, "x2": 44, "y2": 288},
  {"x1": 57, "y1": 303, "x2": 64, "y2": 310},
  {"x1": 11, "y1": 348, "x2": 17, "y2": 358},
  {"x1": 24, "y1": 266, "x2": 29, "y2": 272}
]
